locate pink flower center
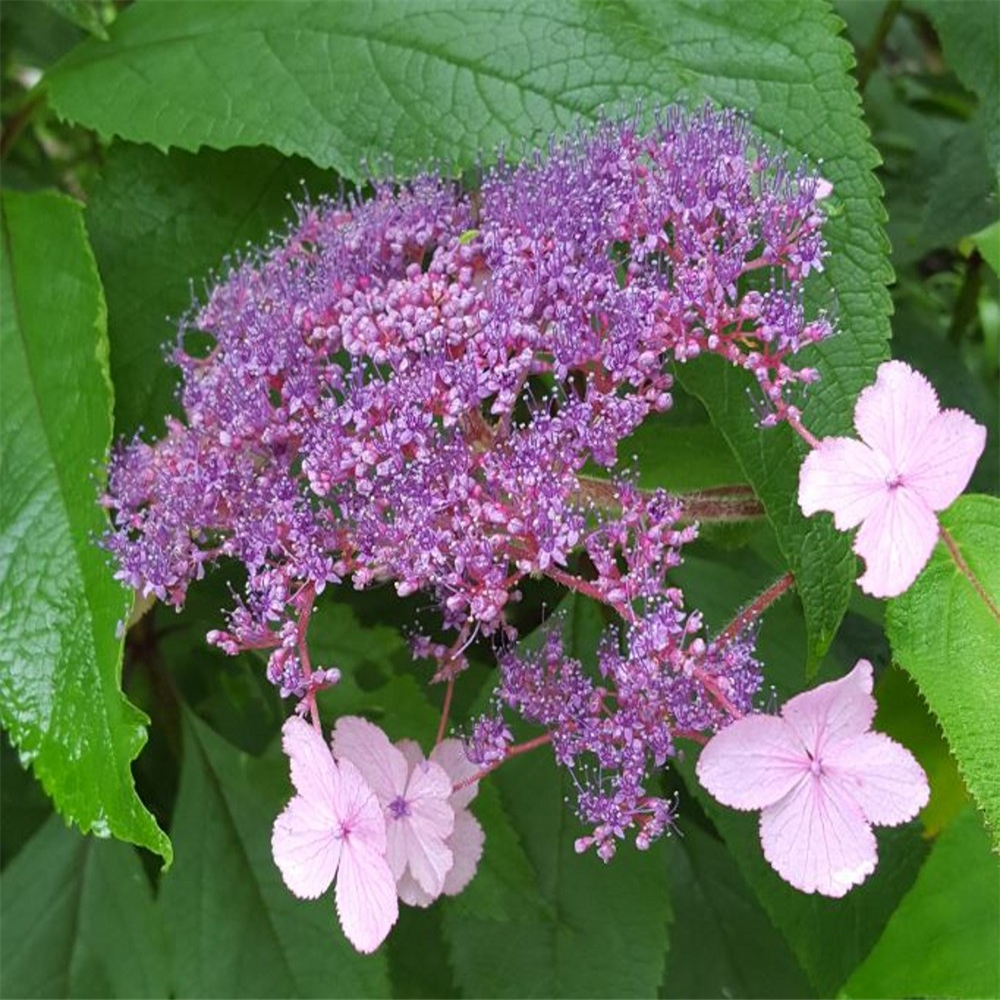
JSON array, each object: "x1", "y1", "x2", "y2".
[
  {"x1": 389, "y1": 796, "x2": 411, "y2": 820},
  {"x1": 886, "y1": 472, "x2": 904, "y2": 491}
]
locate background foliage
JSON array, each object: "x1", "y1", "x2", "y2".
[{"x1": 1, "y1": 1, "x2": 997, "y2": 997}]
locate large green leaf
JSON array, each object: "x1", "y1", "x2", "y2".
[
  {"x1": 443, "y1": 594, "x2": 672, "y2": 998},
  {"x1": 842, "y1": 806, "x2": 1000, "y2": 1000},
  {"x1": 662, "y1": 823, "x2": 813, "y2": 999},
  {"x1": 0, "y1": 189, "x2": 170, "y2": 863},
  {"x1": 159, "y1": 711, "x2": 391, "y2": 998},
  {"x1": 46, "y1": 2, "x2": 874, "y2": 179},
  {"x1": 0, "y1": 814, "x2": 168, "y2": 998},
  {"x1": 886, "y1": 495, "x2": 1000, "y2": 848},
  {"x1": 86, "y1": 144, "x2": 333, "y2": 437}
]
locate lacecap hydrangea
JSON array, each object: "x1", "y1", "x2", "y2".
[{"x1": 102, "y1": 106, "x2": 836, "y2": 875}]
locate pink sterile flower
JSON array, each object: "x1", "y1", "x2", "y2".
[
  {"x1": 394, "y1": 738, "x2": 485, "y2": 906},
  {"x1": 696, "y1": 660, "x2": 929, "y2": 898},
  {"x1": 272, "y1": 717, "x2": 398, "y2": 953},
  {"x1": 798, "y1": 360, "x2": 985, "y2": 598},
  {"x1": 333, "y1": 717, "x2": 456, "y2": 902}
]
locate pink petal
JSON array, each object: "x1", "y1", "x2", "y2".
[
  {"x1": 272, "y1": 795, "x2": 342, "y2": 900},
  {"x1": 399, "y1": 761, "x2": 455, "y2": 897},
  {"x1": 396, "y1": 739, "x2": 425, "y2": 770},
  {"x1": 854, "y1": 485, "x2": 939, "y2": 598},
  {"x1": 332, "y1": 716, "x2": 408, "y2": 804},
  {"x1": 431, "y1": 738, "x2": 480, "y2": 809},
  {"x1": 396, "y1": 870, "x2": 433, "y2": 908},
  {"x1": 696, "y1": 713, "x2": 809, "y2": 810},
  {"x1": 335, "y1": 838, "x2": 399, "y2": 953},
  {"x1": 385, "y1": 817, "x2": 410, "y2": 882},
  {"x1": 903, "y1": 408, "x2": 986, "y2": 512},
  {"x1": 853, "y1": 361, "x2": 939, "y2": 470},
  {"x1": 335, "y1": 757, "x2": 388, "y2": 856},
  {"x1": 441, "y1": 808, "x2": 485, "y2": 896},
  {"x1": 759, "y1": 773, "x2": 877, "y2": 897},
  {"x1": 281, "y1": 716, "x2": 338, "y2": 807},
  {"x1": 782, "y1": 659, "x2": 876, "y2": 757},
  {"x1": 798, "y1": 437, "x2": 890, "y2": 530},
  {"x1": 825, "y1": 731, "x2": 929, "y2": 827}
]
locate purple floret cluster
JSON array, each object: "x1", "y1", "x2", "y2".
[{"x1": 102, "y1": 106, "x2": 832, "y2": 855}]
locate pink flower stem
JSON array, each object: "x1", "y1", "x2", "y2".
[
  {"x1": 294, "y1": 585, "x2": 322, "y2": 736},
  {"x1": 453, "y1": 732, "x2": 553, "y2": 792},
  {"x1": 787, "y1": 415, "x2": 821, "y2": 449},
  {"x1": 674, "y1": 729, "x2": 708, "y2": 745},
  {"x1": 718, "y1": 571, "x2": 796, "y2": 647},
  {"x1": 577, "y1": 477, "x2": 765, "y2": 522},
  {"x1": 543, "y1": 565, "x2": 637, "y2": 623},
  {"x1": 941, "y1": 526, "x2": 1000, "y2": 623},
  {"x1": 435, "y1": 675, "x2": 456, "y2": 747}
]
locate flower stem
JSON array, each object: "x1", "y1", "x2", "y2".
[
  {"x1": 577, "y1": 476, "x2": 765, "y2": 522},
  {"x1": 787, "y1": 415, "x2": 821, "y2": 450},
  {"x1": 453, "y1": 732, "x2": 553, "y2": 791},
  {"x1": 717, "y1": 571, "x2": 796, "y2": 646},
  {"x1": 435, "y1": 675, "x2": 455, "y2": 747}
]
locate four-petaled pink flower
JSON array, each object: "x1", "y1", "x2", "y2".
[
  {"x1": 333, "y1": 716, "x2": 456, "y2": 902},
  {"x1": 696, "y1": 660, "x2": 929, "y2": 898},
  {"x1": 395, "y1": 737, "x2": 485, "y2": 906},
  {"x1": 798, "y1": 360, "x2": 985, "y2": 598},
  {"x1": 272, "y1": 717, "x2": 399, "y2": 953}
]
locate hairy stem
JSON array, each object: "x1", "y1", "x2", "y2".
[
  {"x1": 453, "y1": 732, "x2": 553, "y2": 792},
  {"x1": 717, "y1": 571, "x2": 796, "y2": 646},
  {"x1": 577, "y1": 476, "x2": 765, "y2": 522}
]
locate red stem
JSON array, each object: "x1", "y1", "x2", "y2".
[
  {"x1": 543, "y1": 565, "x2": 637, "y2": 623},
  {"x1": 294, "y1": 585, "x2": 322, "y2": 736},
  {"x1": 787, "y1": 415, "x2": 821, "y2": 449},
  {"x1": 453, "y1": 732, "x2": 553, "y2": 791},
  {"x1": 435, "y1": 676, "x2": 455, "y2": 747},
  {"x1": 717, "y1": 571, "x2": 795, "y2": 647}
]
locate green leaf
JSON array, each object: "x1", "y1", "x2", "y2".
[
  {"x1": 44, "y1": 0, "x2": 108, "y2": 39},
  {"x1": 886, "y1": 495, "x2": 1000, "y2": 848},
  {"x1": 662, "y1": 823, "x2": 813, "y2": 999},
  {"x1": 0, "y1": 189, "x2": 170, "y2": 864},
  {"x1": 0, "y1": 814, "x2": 168, "y2": 998},
  {"x1": 443, "y1": 593, "x2": 671, "y2": 998},
  {"x1": 873, "y1": 665, "x2": 969, "y2": 839},
  {"x1": 967, "y1": 219, "x2": 1000, "y2": 277},
  {"x1": 679, "y1": 756, "x2": 929, "y2": 998},
  {"x1": 842, "y1": 806, "x2": 1000, "y2": 1000},
  {"x1": 42, "y1": 2, "x2": 870, "y2": 177},
  {"x1": 86, "y1": 144, "x2": 332, "y2": 436},
  {"x1": 159, "y1": 710, "x2": 391, "y2": 998},
  {"x1": 914, "y1": 0, "x2": 1000, "y2": 172}
]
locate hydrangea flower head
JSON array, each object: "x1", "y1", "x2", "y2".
[
  {"x1": 333, "y1": 716, "x2": 456, "y2": 901},
  {"x1": 696, "y1": 660, "x2": 929, "y2": 897},
  {"x1": 272, "y1": 717, "x2": 398, "y2": 952},
  {"x1": 798, "y1": 360, "x2": 986, "y2": 597}
]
